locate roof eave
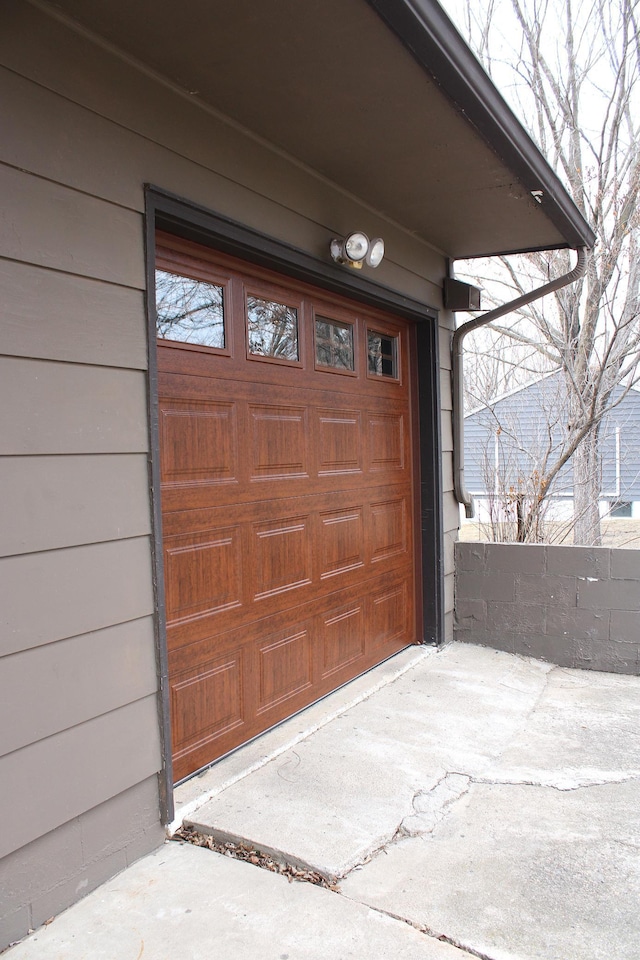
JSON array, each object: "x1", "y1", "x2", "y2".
[{"x1": 366, "y1": 0, "x2": 596, "y2": 251}]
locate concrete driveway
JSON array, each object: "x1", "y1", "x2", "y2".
[{"x1": 7, "y1": 643, "x2": 640, "y2": 960}]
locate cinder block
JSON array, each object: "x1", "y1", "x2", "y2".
[
  {"x1": 485, "y1": 542, "x2": 545, "y2": 574},
  {"x1": 547, "y1": 545, "x2": 611, "y2": 578},
  {"x1": 574, "y1": 639, "x2": 639, "y2": 675},
  {"x1": 515, "y1": 633, "x2": 576, "y2": 668},
  {"x1": 477, "y1": 633, "x2": 516, "y2": 655},
  {"x1": 486, "y1": 601, "x2": 545, "y2": 635},
  {"x1": 578, "y1": 578, "x2": 640, "y2": 611},
  {"x1": 545, "y1": 606, "x2": 609, "y2": 641},
  {"x1": 610, "y1": 610, "x2": 640, "y2": 643},
  {"x1": 454, "y1": 598, "x2": 487, "y2": 627},
  {"x1": 456, "y1": 571, "x2": 514, "y2": 602},
  {"x1": 517, "y1": 574, "x2": 576, "y2": 606},
  {"x1": 453, "y1": 626, "x2": 491, "y2": 648},
  {"x1": 610, "y1": 550, "x2": 640, "y2": 580},
  {"x1": 454, "y1": 541, "x2": 486, "y2": 571}
]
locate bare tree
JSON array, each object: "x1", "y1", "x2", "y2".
[
  {"x1": 463, "y1": 322, "x2": 553, "y2": 411},
  {"x1": 445, "y1": 0, "x2": 640, "y2": 544}
]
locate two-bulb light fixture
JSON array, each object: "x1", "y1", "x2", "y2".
[{"x1": 330, "y1": 231, "x2": 385, "y2": 270}]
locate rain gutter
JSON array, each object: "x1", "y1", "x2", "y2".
[{"x1": 452, "y1": 246, "x2": 588, "y2": 517}]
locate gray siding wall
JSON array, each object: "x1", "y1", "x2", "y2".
[
  {"x1": 455, "y1": 542, "x2": 640, "y2": 674},
  {"x1": 0, "y1": 0, "x2": 454, "y2": 945}
]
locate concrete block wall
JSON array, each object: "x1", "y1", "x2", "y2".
[{"x1": 454, "y1": 542, "x2": 640, "y2": 675}]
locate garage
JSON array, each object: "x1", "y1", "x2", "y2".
[{"x1": 156, "y1": 233, "x2": 420, "y2": 782}]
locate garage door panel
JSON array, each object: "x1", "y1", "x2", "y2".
[
  {"x1": 319, "y1": 506, "x2": 366, "y2": 579},
  {"x1": 321, "y1": 602, "x2": 366, "y2": 678},
  {"x1": 165, "y1": 567, "x2": 415, "y2": 655},
  {"x1": 160, "y1": 484, "x2": 409, "y2": 533},
  {"x1": 256, "y1": 624, "x2": 314, "y2": 715},
  {"x1": 369, "y1": 496, "x2": 408, "y2": 562},
  {"x1": 251, "y1": 514, "x2": 313, "y2": 600},
  {"x1": 160, "y1": 399, "x2": 239, "y2": 485},
  {"x1": 163, "y1": 525, "x2": 244, "y2": 624},
  {"x1": 368, "y1": 580, "x2": 408, "y2": 648},
  {"x1": 163, "y1": 485, "x2": 413, "y2": 652},
  {"x1": 158, "y1": 332, "x2": 411, "y2": 400},
  {"x1": 158, "y1": 240, "x2": 418, "y2": 781},
  {"x1": 158, "y1": 378, "x2": 411, "y2": 513},
  {"x1": 157, "y1": 425, "x2": 411, "y2": 514},
  {"x1": 170, "y1": 652, "x2": 245, "y2": 759},
  {"x1": 368, "y1": 412, "x2": 406, "y2": 471},
  {"x1": 316, "y1": 408, "x2": 364, "y2": 476},
  {"x1": 249, "y1": 403, "x2": 309, "y2": 480},
  {"x1": 159, "y1": 369, "x2": 410, "y2": 423}
]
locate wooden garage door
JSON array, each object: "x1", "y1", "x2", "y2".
[{"x1": 156, "y1": 233, "x2": 418, "y2": 782}]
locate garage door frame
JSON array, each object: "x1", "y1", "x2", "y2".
[{"x1": 144, "y1": 185, "x2": 444, "y2": 823}]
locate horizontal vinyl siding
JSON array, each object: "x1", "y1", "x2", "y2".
[
  {"x1": 465, "y1": 376, "x2": 640, "y2": 501},
  {"x1": 0, "y1": 537, "x2": 154, "y2": 657},
  {"x1": 0, "y1": 696, "x2": 161, "y2": 860},
  {"x1": 0, "y1": 358, "x2": 149, "y2": 455},
  {"x1": 0, "y1": 15, "x2": 160, "y2": 907},
  {"x1": 0, "y1": 454, "x2": 151, "y2": 557},
  {"x1": 0, "y1": 259, "x2": 147, "y2": 368},
  {"x1": 0, "y1": 163, "x2": 145, "y2": 287},
  {"x1": 0, "y1": 617, "x2": 157, "y2": 756}
]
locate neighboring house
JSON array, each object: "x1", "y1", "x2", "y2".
[
  {"x1": 0, "y1": 0, "x2": 592, "y2": 947},
  {"x1": 464, "y1": 372, "x2": 640, "y2": 521}
]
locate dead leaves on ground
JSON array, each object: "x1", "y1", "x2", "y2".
[{"x1": 173, "y1": 826, "x2": 339, "y2": 892}]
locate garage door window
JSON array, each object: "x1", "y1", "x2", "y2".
[
  {"x1": 156, "y1": 269, "x2": 225, "y2": 348},
  {"x1": 315, "y1": 317, "x2": 354, "y2": 372},
  {"x1": 368, "y1": 330, "x2": 398, "y2": 379},
  {"x1": 247, "y1": 295, "x2": 299, "y2": 361}
]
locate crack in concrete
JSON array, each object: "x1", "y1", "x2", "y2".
[
  {"x1": 398, "y1": 773, "x2": 472, "y2": 838},
  {"x1": 335, "y1": 774, "x2": 473, "y2": 879},
  {"x1": 176, "y1": 822, "x2": 506, "y2": 959},
  {"x1": 339, "y1": 897, "x2": 496, "y2": 960},
  {"x1": 611, "y1": 838, "x2": 640, "y2": 852},
  {"x1": 339, "y1": 768, "x2": 640, "y2": 879},
  {"x1": 489, "y1": 662, "x2": 557, "y2": 766},
  {"x1": 456, "y1": 772, "x2": 640, "y2": 792}
]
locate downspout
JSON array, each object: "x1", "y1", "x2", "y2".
[{"x1": 452, "y1": 246, "x2": 588, "y2": 517}]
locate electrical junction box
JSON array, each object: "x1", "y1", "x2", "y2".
[{"x1": 443, "y1": 277, "x2": 482, "y2": 311}]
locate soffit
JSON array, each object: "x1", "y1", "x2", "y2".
[{"x1": 46, "y1": 0, "x2": 593, "y2": 259}]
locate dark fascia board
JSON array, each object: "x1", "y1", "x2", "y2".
[
  {"x1": 366, "y1": 0, "x2": 596, "y2": 252},
  {"x1": 146, "y1": 186, "x2": 438, "y2": 323}
]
